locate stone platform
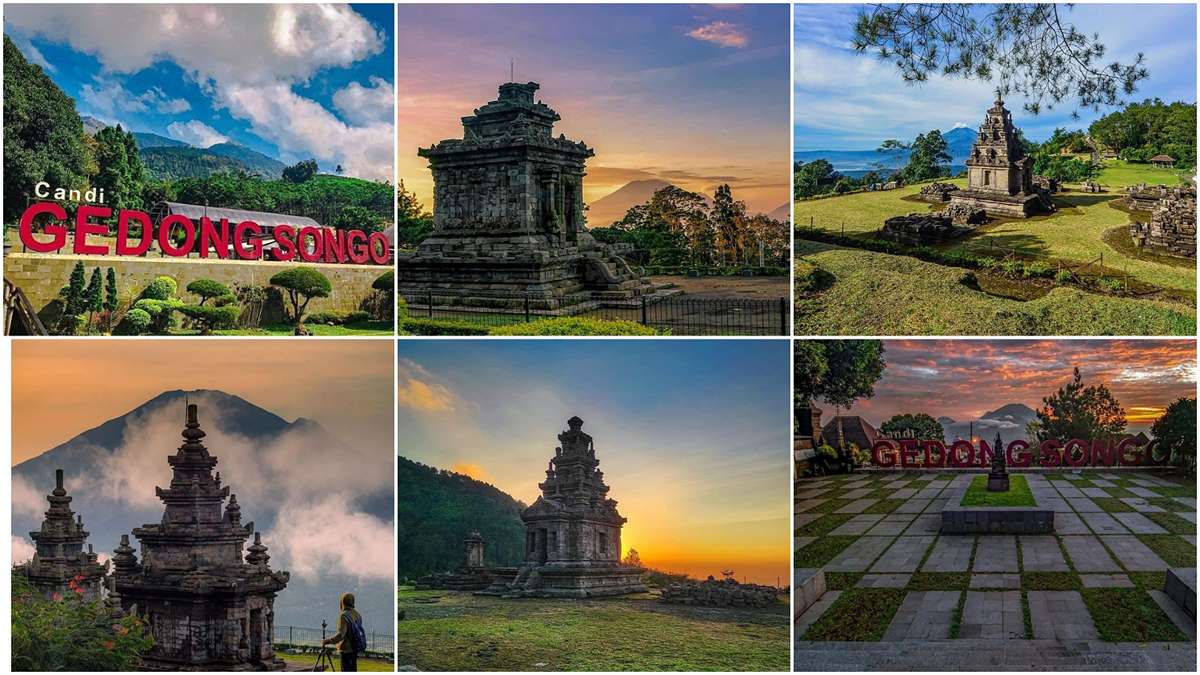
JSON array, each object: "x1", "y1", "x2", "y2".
[
  {"x1": 1164, "y1": 567, "x2": 1196, "y2": 618},
  {"x1": 948, "y1": 189, "x2": 1045, "y2": 218},
  {"x1": 479, "y1": 563, "x2": 646, "y2": 598},
  {"x1": 940, "y1": 482, "x2": 1054, "y2": 534}
]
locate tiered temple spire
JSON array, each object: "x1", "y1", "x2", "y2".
[{"x1": 17, "y1": 469, "x2": 107, "y2": 600}]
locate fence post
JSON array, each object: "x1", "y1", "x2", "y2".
[
  {"x1": 427, "y1": 291, "x2": 433, "y2": 318},
  {"x1": 289, "y1": 626, "x2": 293, "y2": 646},
  {"x1": 524, "y1": 295, "x2": 530, "y2": 323},
  {"x1": 778, "y1": 297, "x2": 786, "y2": 336},
  {"x1": 640, "y1": 296, "x2": 648, "y2": 326}
]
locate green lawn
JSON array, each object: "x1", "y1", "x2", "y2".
[
  {"x1": 961, "y1": 475, "x2": 1035, "y2": 506},
  {"x1": 207, "y1": 320, "x2": 394, "y2": 336},
  {"x1": 801, "y1": 588, "x2": 908, "y2": 641},
  {"x1": 396, "y1": 587, "x2": 788, "y2": 671},
  {"x1": 794, "y1": 240, "x2": 1195, "y2": 336},
  {"x1": 1094, "y1": 159, "x2": 1188, "y2": 187},
  {"x1": 1082, "y1": 588, "x2": 1189, "y2": 642},
  {"x1": 279, "y1": 652, "x2": 394, "y2": 671},
  {"x1": 795, "y1": 166, "x2": 1195, "y2": 293}
]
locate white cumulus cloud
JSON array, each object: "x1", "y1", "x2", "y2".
[
  {"x1": 333, "y1": 76, "x2": 395, "y2": 126},
  {"x1": 167, "y1": 120, "x2": 229, "y2": 148}
]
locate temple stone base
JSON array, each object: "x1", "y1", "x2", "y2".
[
  {"x1": 941, "y1": 482, "x2": 1054, "y2": 534},
  {"x1": 948, "y1": 190, "x2": 1046, "y2": 218},
  {"x1": 479, "y1": 563, "x2": 647, "y2": 598}
]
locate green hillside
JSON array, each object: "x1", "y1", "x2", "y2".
[
  {"x1": 141, "y1": 146, "x2": 261, "y2": 179},
  {"x1": 398, "y1": 456, "x2": 527, "y2": 580}
]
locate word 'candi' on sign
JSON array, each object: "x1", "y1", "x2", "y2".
[
  {"x1": 871, "y1": 437, "x2": 1170, "y2": 469},
  {"x1": 17, "y1": 202, "x2": 390, "y2": 265}
]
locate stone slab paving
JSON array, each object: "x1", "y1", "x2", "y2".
[
  {"x1": 1028, "y1": 590, "x2": 1099, "y2": 641},
  {"x1": 834, "y1": 498, "x2": 878, "y2": 514},
  {"x1": 829, "y1": 513, "x2": 886, "y2": 536},
  {"x1": 922, "y1": 535, "x2": 975, "y2": 572},
  {"x1": 796, "y1": 488, "x2": 832, "y2": 499},
  {"x1": 1112, "y1": 511, "x2": 1168, "y2": 534},
  {"x1": 881, "y1": 590, "x2": 960, "y2": 641},
  {"x1": 973, "y1": 536, "x2": 1019, "y2": 573},
  {"x1": 1177, "y1": 511, "x2": 1197, "y2": 523},
  {"x1": 895, "y1": 498, "x2": 931, "y2": 514},
  {"x1": 1148, "y1": 589, "x2": 1197, "y2": 641},
  {"x1": 856, "y1": 573, "x2": 911, "y2": 588},
  {"x1": 1056, "y1": 487, "x2": 1085, "y2": 499},
  {"x1": 825, "y1": 535, "x2": 896, "y2": 572},
  {"x1": 870, "y1": 535, "x2": 935, "y2": 573},
  {"x1": 1080, "y1": 487, "x2": 1109, "y2": 498},
  {"x1": 795, "y1": 498, "x2": 828, "y2": 513},
  {"x1": 1100, "y1": 535, "x2": 1169, "y2": 571},
  {"x1": 1185, "y1": 534, "x2": 1197, "y2": 546},
  {"x1": 1090, "y1": 479, "x2": 1116, "y2": 487},
  {"x1": 1176, "y1": 497, "x2": 1197, "y2": 509},
  {"x1": 1067, "y1": 497, "x2": 1103, "y2": 513},
  {"x1": 890, "y1": 487, "x2": 918, "y2": 499},
  {"x1": 1055, "y1": 511, "x2": 1091, "y2": 535},
  {"x1": 793, "y1": 589, "x2": 841, "y2": 640},
  {"x1": 1079, "y1": 511, "x2": 1130, "y2": 535},
  {"x1": 795, "y1": 513, "x2": 822, "y2": 528},
  {"x1": 863, "y1": 513, "x2": 916, "y2": 536},
  {"x1": 925, "y1": 498, "x2": 949, "y2": 512},
  {"x1": 914, "y1": 486, "x2": 947, "y2": 500},
  {"x1": 1119, "y1": 497, "x2": 1164, "y2": 513},
  {"x1": 1128, "y1": 487, "x2": 1160, "y2": 498},
  {"x1": 794, "y1": 536, "x2": 816, "y2": 551},
  {"x1": 960, "y1": 590, "x2": 1024, "y2": 639},
  {"x1": 1080, "y1": 573, "x2": 1134, "y2": 588},
  {"x1": 970, "y1": 573, "x2": 1020, "y2": 589},
  {"x1": 1020, "y1": 535, "x2": 1069, "y2": 571},
  {"x1": 842, "y1": 487, "x2": 872, "y2": 499},
  {"x1": 793, "y1": 639, "x2": 1196, "y2": 671},
  {"x1": 1060, "y1": 535, "x2": 1120, "y2": 572},
  {"x1": 1049, "y1": 480, "x2": 1075, "y2": 490},
  {"x1": 903, "y1": 513, "x2": 941, "y2": 535}
]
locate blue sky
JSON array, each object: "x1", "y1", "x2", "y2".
[
  {"x1": 795, "y1": 3, "x2": 1197, "y2": 150},
  {"x1": 5, "y1": 4, "x2": 394, "y2": 179},
  {"x1": 395, "y1": 339, "x2": 791, "y2": 583}
]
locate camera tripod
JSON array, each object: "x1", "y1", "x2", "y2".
[{"x1": 312, "y1": 646, "x2": 337, "y2": 672}]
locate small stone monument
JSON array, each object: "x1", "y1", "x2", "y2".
[
  {"x1": 16, "y1": 469, "x2": 107, "y2": 601},
  {"x1": 987, "y1": 431, "x2": 1010, "y2": 492}
]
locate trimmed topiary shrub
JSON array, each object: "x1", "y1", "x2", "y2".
[
  {"x1": 142, "y1": 276, "x2": 177, "y2": 301},
  {"x1": 489, "y1": 317, "x2": 661, "y2": 336},
  {"x1": 113, "y1": 308, "x2": 152, "y2": 335},
  {"x1": 400, "y1": 317, "x2": 491, "y2": 336},
  {"x1": 345, "y1": 310, "x2": 371, "y2": 324},
  {"x1": 305, "y1": 310, "x2": 345, "y2": 325},
  {"x1": 269, "y1": 267, "x2": 332, "y2": 335},
  {"x1": 185, "y1": 279, "x2": 232, "y2": 305},
  {"x1": 176, "y1": 305, "x2": 240, "y2": 334}
]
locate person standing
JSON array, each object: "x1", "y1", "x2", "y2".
[{"x1": 320, "y1": 592, "x2": 365, "y2": 672}]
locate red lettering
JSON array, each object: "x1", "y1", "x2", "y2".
[
  {"x1": 117, "y1": 210, "x2": 152, "y2": 256},
  {"x1": 1007, "y1": 440, "x2": 1032, "y2": 468},
  {"x1": 73, "y1": 205, "x2": 111, "y2": 254},
  {"x1": 1063, "y1": 439, "x2": 1090, "y2": 467},
  {"x1": 234, "y1": 221, "x2": 262, "y2": 260},
  {"x1": 1146, "y1": 439, "x2": 1169, "y2": 465},
  {"x1": 199, "y1": 217, "x2": 230, "y2": 259},
  {"x1": 367, "y1": 232, "x2": 390, "y2": 264},
  {"x1": 19, "y1": 202, "x2": 68, "y2": 253},
  {"x1": 1091, "y1": 439, "x2": 1116, "y2": 467},
  {"x1": 273, "y1": 225, "x2": 297, "y2": 261},
  {"x1": 1039, "y1": 440, "x2": 1062, "y2": 467},
  {"x1": 978, "y1": 439, "x2": 994, "y2": 468},
  {"x1": 922, "y1": 440, "x2": 946, "y2": 468},
  {"x1": 872, "y1": 440, "x2": 897, "y2": 468},
  {"x1": 949, "y1": 440, "x2": 975, "y2": 467},
  {"x1": 347, "y1": 230, "x2": 369, "y2": 264},
  {"x1": 322, "y1": 229, "x2": 347, "y2": 264},
  {"x1": 1118, "y1": 437, "x2": 1144, "y2": 466},
  {"x1": 899, "y1": 439, "x2": 919, "y2": 468},
  {"x1": 298, "y1": 226, "x2": 322, "y2": 263},
  {"x1": 158, "y1": 214, "x2": 195, "y2": 257}
]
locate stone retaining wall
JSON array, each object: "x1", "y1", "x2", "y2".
[
  {"x1": 4, "y1": 252, "x2": 388, "y2": 322},
  {"x1": 658, "y1": 577, "x2": 779, "y2": 607},
  {"x1": 1130, "y1": 193, "x2": 1197, "y2": 258}
]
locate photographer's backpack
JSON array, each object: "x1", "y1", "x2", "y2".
[{"x1": 346, "y1": 612, "x2": 368, "y2": 654}]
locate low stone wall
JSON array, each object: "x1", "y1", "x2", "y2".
[
  {"x1": 4, "y1": 252, "x2": 389, "y2": 324},
  {"x1": 658, "y1": 577, "x2": 779, "y2": 607},
  {"x1": 1130, "y1": 194, "x2": 1197, "y2": 258},
  {"x1": 940, "y1": 483, "x2": 1054, "y2": 534}
]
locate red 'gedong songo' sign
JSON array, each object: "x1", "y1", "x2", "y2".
[
  {"x1": 871, "y1": 437, "x2": 1171, "y2": 469},
  {"x1": 18, "y1": 202, "x2": 391, "y2": 265}
]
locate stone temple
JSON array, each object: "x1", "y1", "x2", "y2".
[
  {"x1": 16, "y1": 469, "x2": 107, "y2": 601},
  {"x1": 112, "y1": 404, "x2": 290, "y2": 671},
  {"x1": 950, "y1": 94, "x2": 1050, "y2": 218},
  {"x1": 483, "y1": 416, "x2": 646, "y2": 598},
  {"x1": 397, "y1": 82, "x2": 675, "y2": 313}
]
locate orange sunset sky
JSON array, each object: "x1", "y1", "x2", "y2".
[
  {"x1": 396, "y1": 4, "x2": 790, "y2": 218},
  {"x1": 11, "y1": 341, "x2": 393, "y2": 465},
  {"x1": 397, "y1": 340, "x2": 792, "y2": 586}
]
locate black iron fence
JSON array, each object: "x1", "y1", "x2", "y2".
[
  {"x1": 406, "y1": 292, "x2": 789, "y2": 336},
  {"x1": 274, "y1": 624, "x2": 393, "y2": 655}
]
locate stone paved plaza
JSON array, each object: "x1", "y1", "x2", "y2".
[{"x1": 794, "y1": 470, "x2": 1197, "y2": 671}]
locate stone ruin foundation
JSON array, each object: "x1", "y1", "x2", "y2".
[
  {"x1": 112, "y1": 404, "x2": 290, "y2": 671},
  {"x1": 881, "y1": 213, "x2": 966, "y2": 243},
  {"x1": 414, "y1": 531, "x2": 496, "y2": 591},
  {"x1": 919, "y1": 182, "x2": 958, "y2": 203},
  {"x1": 480, "y1": 416, "x2": 647, "y2": 598},
  {"x1": 1130, "y1": 188, "x2": 1197, "y2": 259},
  {"x1": 1125, "y1": 183, "x2": 1185, "y2": 211},
  {"x1": 15, "y1": 469, "x2": 107, "y2": 601},
  {"x1": 658, "y1": 577, "x2": 779, "y2": 608},
  {"x1": 397, "y1": 82, "x2": 678, "y2": 314}
]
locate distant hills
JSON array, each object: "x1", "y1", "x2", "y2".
[
  {"x1": 81, "y1": 115, "x2": 286, "y2": 180},
  {"x1": 398, "y1": 456, "x2": 526, "y2": 580},
  {"x1": 937, "y1": 403, "x2": 1039, "y2": 443},
  {"x1": 587, "y1": 178, "x2": 786, "y2": 228},
  {"x1": 795, "y1": 126, "x2": 978, "y2": 174},
  {"x1": 12, "y1": 389, "x2": 393, "y2": 630}
]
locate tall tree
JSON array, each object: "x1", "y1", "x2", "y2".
[
  {"x1": 83, "y1": 267, "x2": 103, "y2": 330},
  {"x1": 794, "y1": 159, "x2": 840, "y2": 199},
  {"x1": 104, "y1": 267, "x2": 118, "y2": 333},
  {"x1": 880, "y1": 413, "x2": 946, "y2": 442},
  {"x1": 282, "y1": 159, "x2": 318, "y2": 184},
  {"x1": 794, "y1": 340, "x2": 887, "y2": 409},
  {"x1": 3, "y1": 36, "x2": 96, "y2": 222},
  {"x1": 1151, "y1": 397, "x2": 1196, "y2": 472},
  {"x1": 710, "y1": 184, "x2": 747, "y2": 264},
  {"x1": 94, "y1": 125, "x2": 145, "y2": 215},
  {"x1": 1028, "y1": 367, "x2": 1127, "y2": 441},
  {"x1": 851, "y1": 3, "x2": 1148, "y2": 116}
]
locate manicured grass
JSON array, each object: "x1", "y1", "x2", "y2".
[
  {"x1": 280, "y1": 653, "x2": 393, "y2": 671},
  {"x1": 796, "y1": 513, "x2": 855, "y2": 537},
  {"x1": 1152, "y1": 485, "x2": 1197, "y2": 498},
  {"x1": 1021, "y1": 572, "x2": 1082, "y2": 591},
  {"x1": 961, "y1": 474, "x2": 1035, "y2": 506},
  {"x1": 865, "y1": 487, "x2": 894, "y2": 499},
  {"x1": 824, "y1": 572, "x2": 865, "y2": 591},
  {"x1": 1129, "y1": 571, "x2": 1167, "y2": 589},
  {"x1": 396, "y1": 588, "x2": 788, "y2": 670},
  {"x1": 796, "y1": 536, "x2": 858, "y2": 568},
  {"x1": 1081, "y1": 588, "x2": 1189, "y2": 642},
  {"x1": 793, "y1": 241, "x2": 1194, "y2": 336},
  {"x1": 1145, "y1": 511, "x2": 1196, "y2": 535},
  {"x1": 906, "y1": 572, "x2": 969, "y2": 591},
  {"x1": 801, "y1": 589, "x2": 908, "y2": 641},
  {"x1": 209, "y1": 320, "x2": 394, "y2": 336},
  {"x1": 1148, "y1": 497, "x2": 1192, "y2": 512},
  {"x1": 1094, "y1": 159, "x2": 1188, "y2": 188},
  {"x1": 1137, "y1": 535, "x2": 1197, "y2": 567},
  {"x1": 1103, "y1": 486, "x2": 1137, "y2": 498},
  {"x1": 1092, "y1": 497, "x2": 1135, "y2": 513},
  {"x1": 862, "y1": 498, "x2": 904, "y2": 514},
  {"x1": 807, "y1": 498, "x2": 853, "y2": 514}
]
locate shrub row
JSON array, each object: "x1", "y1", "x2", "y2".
[
  {"x1": 306, "y1": 309, "x2": 372, "y2": 326},
  {"x1": 399, "y1": 316, "x2": 665, "y2": 336}
]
